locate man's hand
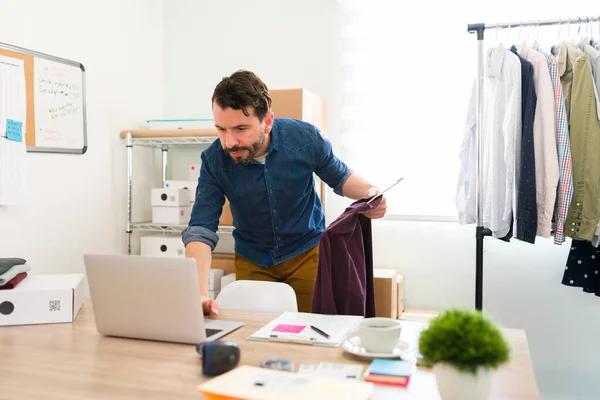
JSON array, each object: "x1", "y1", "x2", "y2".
[
  {"x1": 363, "y1": 188, "x2": 387, "y2": 219},
  {"x1": 202, "y1": 295, "x2": 220, "y2": 315}
]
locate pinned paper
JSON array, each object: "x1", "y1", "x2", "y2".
[
  {"x1": 272, "y1": 324, "x2": 306, "y2": 334},
  {"x1": 6, "y1": 119, "x2": 23, "y2": 142}
]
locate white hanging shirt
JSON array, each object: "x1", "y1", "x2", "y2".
[{"x1": 456, "y1": 43, "x2": 522, "y2": 239}]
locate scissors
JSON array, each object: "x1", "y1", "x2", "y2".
[{"x1": 367, "y1": 177, "x2": 404, "y2": 204}]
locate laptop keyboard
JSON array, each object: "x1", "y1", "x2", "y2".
[{"x1": 206, "y1": 328, "x2": 223, "y2": 337}]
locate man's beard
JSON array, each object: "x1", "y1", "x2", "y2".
[{"x1": 225, "y1": 129, "x2": 266, "y2": 165}]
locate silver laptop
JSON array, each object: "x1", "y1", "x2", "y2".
[{"x1": 83, "y1": 254, "x2": 244, "y2": 344}]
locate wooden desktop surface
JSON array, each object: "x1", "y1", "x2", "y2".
[{"x1": 0, "y1": 301, "x2": 539, "y2": 399}]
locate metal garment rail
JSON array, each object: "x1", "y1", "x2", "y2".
[{"x1": 466, "y1": 15, "x2": 600, "y2": 311}]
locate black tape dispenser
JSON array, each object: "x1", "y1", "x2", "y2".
[{"x1": 196, "y1": 341, "x2": 240, "y2": 377}]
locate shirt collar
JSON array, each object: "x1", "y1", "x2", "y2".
[
  {"x1": 518, "y1": 40, "x2": 530, "y2": 59},
  {"x1": 487, "y1": 43, "x2": 506, "y2": 78},
  {"x1": 269, "y1": 118, "x2": 280, "y2": 152}
]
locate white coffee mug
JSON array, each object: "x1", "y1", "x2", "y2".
[{"x1": 356, "y1": 317, "x2": 402, "y2": 353}]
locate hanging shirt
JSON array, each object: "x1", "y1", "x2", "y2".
[
  {"x1": 559, "y1": 43, "x2": 600, "y2": 240},
  {"x1": 532, "y1": 43, "x2": 574, "y2": 246},
  {"x1": 509, "y1": 46, "x2": 537, "y2": 244},
  {"x1": 517, "y1": 42, "x2": 559, "y2": 239},
  {"x1": 582, "y1": 44, "x2": 600, "y2": 122},
  {"x1": 456, "y1": 44, "x2": 522, "y2": 239}
]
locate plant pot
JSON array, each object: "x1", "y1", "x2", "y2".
[{"x1": 432, "y1": 362, "x2": 492, "y2": 400}]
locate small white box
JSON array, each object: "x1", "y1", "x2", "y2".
[
  {"x1": 209, "y1": 268, "x2": 224, "y2": 291},
  {"x1": 147, "y1": 119, "x2": 215, "y2": 130},
  {"x1": 141, "y1": 235, "x2": 185, "y2": 257},
  {"x1": 0, "y1": 274, "x2": 85, "y2": 326},
  {"x1": 221, "y1": 273, "x2": 236, "y2": 289},
  {"x1": 165, "y1": 180, "x2": 197, "y2": 203},
  {"x1": 151, "y1": 188, "x2": 191, "y2": 207},
  {"x1": 189, "y1": 164, "x2": 201, "y2": 181},
  {"x1": 152, "y1": 205, "x2": 192, "y2": 225}
]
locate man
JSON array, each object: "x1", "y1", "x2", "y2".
[{"x1": 182, "y1": 70, "x2": 387, "y2": 315}]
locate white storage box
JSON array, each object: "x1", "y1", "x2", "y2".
[
  {"x1": 165, "y1": 180, "x2": 197, "y2": 203},
  {"x1": 0, "y1": 274, "x2": 85, "y2": 326},
  {"x1": 147, "y1": 119, "x2": 215, "y2": 130},
  {"x1": 209, "y1": 268, "x2": 224, "y2": 291},
  {"x1": 141, "y1": 235, "x2": 185, "y2": 257},
  {"x1": 221, "y1": 273, "x2": 236, "y2": 289},
  {"x1": 189, "y1": 164, "x2": 201, "y2": 181},
  {"x1": 152, "y1": 205, "x2": 192, "y2": 225},
  {"x1": 151, "y1": 188, "x2": 191, "y2": 207}
]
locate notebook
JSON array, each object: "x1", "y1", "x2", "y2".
[
  {"x1": 247, "y1": 311, "x2": 363, "y2": 347},
  {"x1": 363, "y1": 359, "x2": 415, "y2": 387}
]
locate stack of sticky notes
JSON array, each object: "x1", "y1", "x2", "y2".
[{"x1": 363, "y1": 359, "x2": 414, "y2": 387}]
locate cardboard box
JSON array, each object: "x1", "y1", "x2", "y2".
[
  {"x1": 219, "y1": 198, "x2": 233, "y2": 226},
  {"x1": 165, "y1": 180, "x2": 198, "y2": 202},
  {"x1": 212, "y1": 254, "x2": 235, "y2": 275},
  {"x1": 189, "y1": 164, "x2": 201, "y2": 181},
  {"x1": 141, "y1": 235, "x2": 185, "y2": 257},
  {"x1": 0, "y1": 274, "x2": 85, "y2": 326},
  {"x1": 152, "y1": 205, "x2": 192, "y2": 225},
  {"x1": 270, "y1": 88, "x2": 326, "y2": 132},
  {"x1": 373, "y1": 269, "x2": 398, "y2": 319},
  {"x1": 397, "y1": 274, "x2": 405, "y2": 316},
  {"x1": 221, "y1": 273, "x2": 236, "y2": 289},
  {"x1": 151, "y1": 188, "x2": 191, "y2": 207}
]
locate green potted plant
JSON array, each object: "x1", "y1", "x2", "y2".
[{"x1": 418, "y1": 309, "x2": 510, "y2": 400}]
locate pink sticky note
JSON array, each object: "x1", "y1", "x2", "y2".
[{"x1": 272, "y1": 324, "x2": 306, "y2": 333}]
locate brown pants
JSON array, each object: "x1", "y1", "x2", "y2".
[{"x1": 234, "y1": 246, "x2": 319, "y2": 313}]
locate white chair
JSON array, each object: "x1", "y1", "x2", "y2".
[{"x1": 215, "y1": 280, "x2": 298, "y2": 312}]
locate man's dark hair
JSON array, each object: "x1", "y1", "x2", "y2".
[{"x1": 212, "y1": 70, "x2": 272, "y2": 120}]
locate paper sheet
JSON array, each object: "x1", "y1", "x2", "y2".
[
  {"x1": 0, "y1": 55, "x2": 28, "y2": 205},
  {"x1": 247, "y1": 312, "x2": 363, "y2": 347}
]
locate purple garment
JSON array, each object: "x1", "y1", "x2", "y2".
[{"x1": 311, "y1": 196, "x2": 380, "y2": 317}]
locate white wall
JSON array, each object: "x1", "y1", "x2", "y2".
[
  {"x1": 0, "y1": 0, "x2": 165, "y2": 276},
  {"x1": 164, "y1": 1, "x2": 600, "y2": 399}
]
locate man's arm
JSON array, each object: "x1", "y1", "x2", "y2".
[
  {"x1": 342, "y1": 173, "x2": 387, "y2": 219},
  {"x1": 185, "y1": 241, "x2": 218, "y2": 314},
  {"x1": 182, "y1": 152, "x2": 224, "y2": 314},
  {"x1": 341, "y1": 173, "x2": 379, "y2": 200}
]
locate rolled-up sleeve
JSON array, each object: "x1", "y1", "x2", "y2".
[
  {"x1": 181, "y1": 152, "x2": 223, "y2": 249},
  {"x1": 314, "y1": 128, "x2": 353, "y2": 196}
]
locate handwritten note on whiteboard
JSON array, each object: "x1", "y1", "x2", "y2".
[
  {"x1": 33, "y1": 57, "x2": 84, "y2": 149},
  {"x1": 0, "y1": 55, "x2": 28, "y2": 205}
]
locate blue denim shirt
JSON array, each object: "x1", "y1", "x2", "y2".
[{"x1": 182, "y1": 118, "x2": 353, "y2": 267}]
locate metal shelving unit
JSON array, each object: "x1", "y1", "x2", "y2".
[{"x1": 122, "y1": 130, "x2": 234, "y2": 255}]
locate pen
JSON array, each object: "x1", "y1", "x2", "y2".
[{"x1": 310, "y1": 325, "x2": 330, "y2": 339}]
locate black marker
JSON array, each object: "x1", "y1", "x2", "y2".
[{"x1": 310, "y1": 325, "x2": 330, "y2": 339}]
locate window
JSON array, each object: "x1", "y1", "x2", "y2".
[{"x1": 337, "y1": 0, "x2": 599, "y2": 220}]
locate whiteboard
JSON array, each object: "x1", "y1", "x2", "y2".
[
  {"x1": 33, "y1": 58, "x2": 85, "y2": 150},
  {"x1": 0, "y1": 42, "x2": 87, "y2": 154}
]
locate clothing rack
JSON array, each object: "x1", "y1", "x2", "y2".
[{"x1": 466, "y1": 15, "x2": 600, "y2": 311}]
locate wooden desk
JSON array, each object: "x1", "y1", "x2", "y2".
[{"x1": 0, "y1": 301, "x2": 539, "y2": 399}]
